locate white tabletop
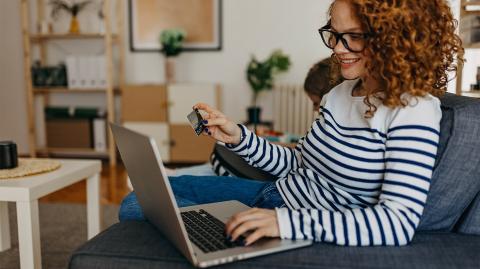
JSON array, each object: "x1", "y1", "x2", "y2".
[{"x1": 0, "y1": 159, "x2": 101, "y2": 202}]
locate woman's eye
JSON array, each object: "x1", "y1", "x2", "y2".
[{"x1": 349, "y1": 34, "x2": 363, "y2": 40}]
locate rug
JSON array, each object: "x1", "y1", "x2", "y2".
[{"x1": 0, "y1": 202, "x2": 119, "y2": 269}]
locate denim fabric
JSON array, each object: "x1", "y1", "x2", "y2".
[
  {"x1": 119, "y1": 192, "x2": 146, "y2": 221},
  {"x1": 118, "y1": 175, "x2": 285, "y2": 221},
  {"x1": 70, "y1": 221, "x2": 480, "y2": 269},
  {"x1": 418, "y1": 94, "x2": 480, "y2": 233}
]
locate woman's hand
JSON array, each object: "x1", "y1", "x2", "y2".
[
  {"x1": 225, "y1": 208, "x2": 280, "y2": 246},
  {"x1": 193, "y1": 103, "x2": 242, "y2": 145}
]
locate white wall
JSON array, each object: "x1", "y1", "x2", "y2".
[
  {"x1": 44, "y1": 0, "x2": 333, "y2": 122},
  {"x1": 1, "y1": 0, "x2": 478, "y2": 154},
  {"x1": 0, "y1": 0, "x2": 333, "y2": 154},
  {"x1": 125, "y1": 0, "x2": 332, "y2": 122},
  {"x1": 0, "y1": 0, "x2": 29, "y2": 154}
]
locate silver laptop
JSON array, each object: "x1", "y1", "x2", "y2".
[{"x1": 110, "y1": 123, "x2": 312, "y2": 268}]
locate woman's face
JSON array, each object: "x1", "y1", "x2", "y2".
[{"x1": 330, "y1": 0, "x2": 368, "y2": 80}]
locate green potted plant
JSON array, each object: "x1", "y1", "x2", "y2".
[
  {"x1": 159, "y1": 28, "x2": 186, "y2": 83},
  {"x1": 246, "y1": 49, "x2": 291, "y2": 125},
  {"x1": 50, "y1": 0, "x2": 92, "y2": 34}
]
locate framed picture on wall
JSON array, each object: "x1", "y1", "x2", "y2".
[{"x1": 128, "y1": 0, "x2": 222, "y2": 52}]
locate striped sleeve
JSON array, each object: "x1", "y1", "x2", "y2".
[
  {"x1": 276, "y1": 97, "x2": 442, "y2": 246},
  {"x1": 226, "y1": 124, "x2": 304, "y2": 178}
]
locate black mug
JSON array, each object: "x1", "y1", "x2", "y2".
[{"x1": 0, "y1": 141, "x2": 18, "y2": 169}]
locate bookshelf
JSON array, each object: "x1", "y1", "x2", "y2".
[
  {"x1": 30, "y1": 33, "x2": 119, "y2": 41},
  {"x1": 456, "y1": 0, "x2": 480, "y2": 97},
  {"x1": 20, "y1": 0, "x2": 125, "y2": 166},
  {"x1": 32, "y1": 87, "x2": 121, "y2": 94}
]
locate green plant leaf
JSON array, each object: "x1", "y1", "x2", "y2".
[
  {"x1": 246, "y1": 49, "x2": 291, "y2": 106},
  {"x1": 160, "y1": 29, "x2": 187, "y2": 57}
]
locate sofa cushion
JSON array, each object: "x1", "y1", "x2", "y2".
[
  {"x1": 455, "y1": 191, "x2": 480, "y2": 235},
  {"x1": 69, "y1": 221, "x2": 480, "y2": 269},
  {"x1": 418, "y1": 94, "x2": 480, "y2": 232}
]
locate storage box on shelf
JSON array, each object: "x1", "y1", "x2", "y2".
[
  {"x1": 122, "y1": 84, "x2": 222, "y2": 163},
  {"x1": 20, "y1": 0, "x2": 125, "y2": 166}
]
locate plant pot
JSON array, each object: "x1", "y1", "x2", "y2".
[
  {"x1": 165, "y1": 57, "x2": 175, "y2": 84},
  {"x1": 69, "y1": 16, "x2": 80, "y2": 34},
  {"x1": 247, "y1": 106, "x2": 262, "y2": 124}
]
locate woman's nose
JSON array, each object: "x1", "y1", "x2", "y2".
[{"x1": 333, "y1": 40, "x2": 349, "y2": 54}]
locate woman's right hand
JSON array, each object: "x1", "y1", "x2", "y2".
[{"x1": 193, "y1": 103, "x2": 242, "y2": 145}]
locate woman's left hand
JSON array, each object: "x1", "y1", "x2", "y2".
[{"x1": 225, "y1": 208, "x2": 280, "y2": 246}]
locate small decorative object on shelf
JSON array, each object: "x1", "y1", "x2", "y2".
[
  {"x1": 246, "y1": 49, "x2": 291, "y2": 127},
  {"x1": 49, "y1": 0, "x2": 92, "y2": 34},
  {"x1": 31, "y1": 60, "x2": 68, "y2": 87},
  {"x1": 159, "y1": 28, "x2": 186, "y2": 84},
  {"x1": 0, "y1": 141, "x2": 18, "y2": 169}
]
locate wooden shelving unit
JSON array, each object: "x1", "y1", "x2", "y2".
[
  {"x1": 30, "y1": 33, "x2": 119, "y2": 42},
  {"x1": 20, "y1": 0, "x2": 125, "y2": 166},
  {"x1": 33, "y1": 87, "x2": 122, "y2": 94},
  {"x1": 456, "y1": 0, "x2": 480, "y2": 97}
]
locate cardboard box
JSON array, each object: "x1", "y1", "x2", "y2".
[
  {"x1": 46, "y1": 119, "x2": 92, "y2": 148},
  {"x1": 122, "y1": 85, "x2": 168, "y2": 122}
]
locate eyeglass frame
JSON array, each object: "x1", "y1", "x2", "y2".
[{"x1": 318, "y1": 24, "x2": 371, "y2": 53}]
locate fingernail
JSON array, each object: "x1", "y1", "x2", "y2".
[
  {"x1": 204, "y1": 127, "x2": 209, "y2": 132},
  {"x1": 208, "y1": 132, "x2": 212, "y2": 136},
  {"x1": 202, "y1": 120, "x2": 208, "y2": 124},
  {"x1": 241, "y1": 239, "x2": 247, "y2": 246},
  {"x1": 226, "y1": 235, "x2": 231, "y2": 241}
]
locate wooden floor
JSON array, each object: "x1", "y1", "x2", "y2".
[
  {"x1": 40, "y1": 162, "x2": 130, "y2": 205},
  {"x1": 39, "y1": 161, "x2": 196, "y2": 205}
]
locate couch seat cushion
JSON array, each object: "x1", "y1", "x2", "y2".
[{"x1": 69, "y1": 221, "x2": 480, "y2": 269}]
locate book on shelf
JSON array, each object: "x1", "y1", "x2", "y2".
[
  {"x1": 65, "y1": 55, "x2": 107, "y2": 90},
  {"x1": 65, "y1": 56, "x2": 78, "y2": 89},
  {"x1": 93, "y1": 118, "x2": 107, "y2": 151}
]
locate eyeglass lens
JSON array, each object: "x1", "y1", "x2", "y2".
[{"x1": 321, "y1": 31, "x2": 366, "y2": 52}]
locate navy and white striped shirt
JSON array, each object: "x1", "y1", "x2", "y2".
[{"x1": 227, "y1": 79, "x2": 441, "y2": 246}]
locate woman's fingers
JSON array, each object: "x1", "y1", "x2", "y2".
[
  {"x1": 193, "y1": 103, "x2": 222, "y2": 116},
  {"x1": 244, "y1": 228, "x2": 269, "y2": 246},
  {"x1": 225, "y1": 208, "x2": 280, "y2": 245},
  {"x1": 202, "y1": 117, "x2": 228, "y2": 127},
  {"x1": 229, "y1": 218, "x2": 269, "y2": 242},
  {"x1": 225, "y1": 208, "x2": 260, "y2": 234},
  {"x1": 202, "y1": 125, "x2": 217, "y2": 136},
  {"x1": 226, "y1": 209, "x2": 269, "y2": 236}
]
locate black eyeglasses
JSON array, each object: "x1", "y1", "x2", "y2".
[{"x1": 318, "y1": 24, "x2": 371, "y2": 53}]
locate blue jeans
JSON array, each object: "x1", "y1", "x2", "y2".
[{"x1": 119, "y1": 175, "x2": 285, "y2": 221}]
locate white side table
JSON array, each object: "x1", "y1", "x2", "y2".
[{"x1": 0, "y1": 159, "x2": 102, "y2": 269}]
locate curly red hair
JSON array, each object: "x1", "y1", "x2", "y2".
[{"x1": 329, "y1": 0, "x2": 464, "y2": 116}]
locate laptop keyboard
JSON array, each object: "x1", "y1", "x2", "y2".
[{"x1": 181, "y1": 209, "x2": 245, "y2": 253}]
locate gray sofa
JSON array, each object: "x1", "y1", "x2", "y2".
[{"x1": 69, "y1": 94, "x2": 480, "y2": 268}]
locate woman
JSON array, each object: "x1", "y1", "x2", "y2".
[
  {"x1": 119, "y1": 58, "x2": 342, "y2": 220},
  {"x1": 119, "y1": 57, "x2": 343, "y2": 221},
  {"x1": 122, "y1": 0, "x2": 463, "y2": 247}
]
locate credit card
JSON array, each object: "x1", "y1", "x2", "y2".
[{"x1": 187, "y1": 109, "x2": 205, "y2": 136}]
